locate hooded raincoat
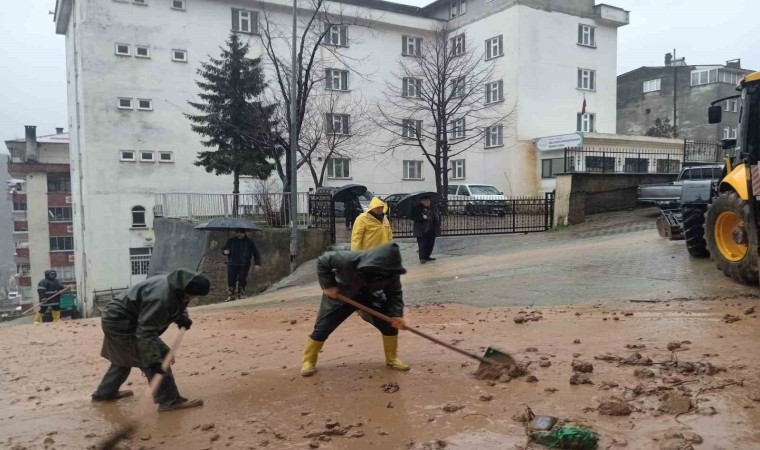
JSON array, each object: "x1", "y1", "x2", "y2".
[
  {"x1": 350, "y1": 197, "x2": 393, "y2": 251},
  {"x1": 99, "y1": 269, "x2": 198, "y2": 368}
]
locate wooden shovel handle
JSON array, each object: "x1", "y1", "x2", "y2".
[{"x1": 334, "y1": 293, "x2": 495, "y2": 365}]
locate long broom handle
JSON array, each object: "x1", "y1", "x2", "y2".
[
  {"x1": 334, "y1": 293, "x2": 496, "y2": 365},
  {"x1": 21, "y1": 286, "x2": 72, "y2": 316}
]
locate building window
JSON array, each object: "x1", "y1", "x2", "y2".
[
  {"x1": 172, "y1": 49, "x2": 188, "y2": 62},
  {"x1": 450, "y1": 0, "x2": 466, "y2": 18},
  {"x1": 140, "y1": 151, "x2": 155, "y2": 162},
  {"x1": 485, "y1": 80, "x2": 503, "y2": 104},
  {"x1": 326, "y1": 158, "x2": 351, "y2": 179},
  {"x1": 137, "y1": 99, "x2": 153, "y2": 110},
  {"x1": 325, "y1": 24, "x2": 348, "y2": 47},
  {"x1": 731, "y1": 127, "x2": 737, "y2": 139},
  {"x1": 731, "y1": 99, "x2": 739, "y2": 112},
  {"x1": 450, "y1": 159, "x2": 465, "y2": 179},
  {"x1": 643, "y1": 78, "x2": 661, "y2": 93},
  {"x1": 131, "y1": 206, "x2": 147, "y2": 228},
  {"x1": 158, "y1": 151, "x2": 174, "y2": 162},
  {"x1": 402, "y1": 36, "x2": 422, "y2": 57},
  {"x1": 485, "y1": 35, "x2": 503, "y2": 60},
  {"x1": 691, "y1": 69, "x2": 718, "y2": 86},
  {"x1": 120, "y1": 150, "x2": 136, "y2": 162},
  {"x1": 402, "y1": 78, "x2": 422, "y2": 98},
  {"x1": 485, "y1": 124, "x2": 503, "y2": 148},
  {"x1": 449, "y1": 117, "x2": 466, "y2": 140},
  {"x1": 325, "y1": 69, "x2": 349, "y2": 91},
  {"x1": 450, "y1": 34, "x2": 465, "y2": 56},
  {"x1": 577, "y1": 69, "x2": 596, "y2": 91},
  {"x1": 577, "y1": 24, "x2": 595, "y2": 47},
  {"x1": 326, "y1": 113, "x2": 350, "y2": 135},
  {"x1": 48, "y1": 207, "x2": 73, "y2": 223},
  {"x1": 232, "y1": 9, "x2": 258, "y2": 34},
  {"x1": 403, "y1": 160, "x2": 423, "y2": 180},
  {"x1": 115, "y1": 43, "x2": 131, "y2": 56},
  {"x1": 118, "y1": 98, "x2": 133, "y2": 109},
  {"x1": 171, "y1": 0, "x2": 185, "y2": 10},
  {"x1": 577, "y1": 113, "x2": 595, "y2": 132},
  {"x1": 134, "y1": 45, "x2": 150, "y2": 58},
  {"x1": 132, "y1": 0, "x2": 147, "y2": 5},
  {"x1": 13, "y1": 201, "x2": 27, "y2": 212},
  {"x1": 541, "y1": 157, "x2": 567, "y2": 178},
  {"x1": 723, "y1": 126, "x2": 730, "y2": 139},
  {"x1": 17, "y1": 264, "x2": 31, "y2": 277},
  {"x1": 130, "y1": 247, "x2": 152, "y2": 275},
  {"x1": 50, "y1": 236, "x2": 74, "y2": 252},
  {"x1": 450, "y1": 76, "x2": 466, "y2": 98},
  {"x1": 719, "y1": 70, "x2": 741, "y2": 85},
  {"x1": 402, "y1": 119, "x2": 422, "y2": 139},
  {"x1": 47, "y1": 174, "x2": 71, "y2": 192},
  {"x1": 50, "y1": 266, "x2": 75, "y2": 282}
]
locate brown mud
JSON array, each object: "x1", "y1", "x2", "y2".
[{"x1": 1, "y1": 299, "x2": 759, "y2": 449}]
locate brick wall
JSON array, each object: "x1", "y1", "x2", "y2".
[{"x1": 50, "y1": 252, "x2": 75, "y2": 266}]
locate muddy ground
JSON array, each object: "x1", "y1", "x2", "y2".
[{"x1": 2, "y1": 298, "x2": 759, "y2": 449}]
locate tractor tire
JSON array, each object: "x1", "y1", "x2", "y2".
[
  {"x1": 682, "y1": 205, "x2": 709, "y2": 257},
  {"x1": 705, "y1": 191, "x2": 759, "y2": 285}
]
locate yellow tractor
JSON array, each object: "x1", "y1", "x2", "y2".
[{"x1": 686, "y1": 71, "x2": 760, "y2": 284}]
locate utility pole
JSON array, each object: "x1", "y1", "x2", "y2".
[
  {"x1": 289, "y1": 0, "x2": 299, "y2": 273},
  {"x1": 673, "y1": 48, "x2": 678, "y2": 138}
]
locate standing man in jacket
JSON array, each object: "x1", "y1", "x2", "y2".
[
  {"x1": 411, "y1": 195, "x2": 439, "y2": 264},
  {"x1": 351, "y1": 197, "x2": 393, "y2": 251},
  {"x1": 91, "y1": 269, "x2": 210, "y2": 411},
  {"x1": 34, "y1": 270, "x2": 65, "y2": 324},
  {"x1": 223, "y1": 229, "x2": 261, "y2": 301},
  {"x1": 301, "y1": 243, "x2": 410, "y2": 376}
]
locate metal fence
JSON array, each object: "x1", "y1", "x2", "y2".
[
  {"x1": 684, "y1": 139, "x2": 723, "y2": 164},
  {"x1": 563, "y1": 147, "x2": 683, "y2": 174},
  {"x1": 154, "y1": 192, "x2": 312, "y2": 227}
]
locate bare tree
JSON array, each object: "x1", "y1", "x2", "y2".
[
  {"x1": 299, "y1": 92, "x2": 373, "y2": 187},
  {"x1": 376, "y1": 24, "x2": 515, "y2": 197},
  {"x1": 258, "y1": 0, "x2": 375, "y2": 194}
]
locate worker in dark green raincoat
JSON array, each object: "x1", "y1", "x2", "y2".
[
  {"x1": 91, "y1": 269, "x2": 210, "y2": 412},
  {"x1": 301, "y1": 243, "x2": 410, "y2": 377}
]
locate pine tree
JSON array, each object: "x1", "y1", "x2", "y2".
[{"x1": 186, "y1": 33, "x2": 277, "y2": 211}]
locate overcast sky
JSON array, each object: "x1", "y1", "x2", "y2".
[{"x1": 1, "y1": 0, "x2": 758, "y2": 151}]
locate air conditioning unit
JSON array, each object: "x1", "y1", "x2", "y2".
[
  {"x1": 68, "y1": 255, "x2": 75, "y2": 263},
  {"x1": 66, "y1": 225, "x2": 73, "y2": 233},
  {"x1": 65, "y1": 196, "x2": 72, "y2": 204}
]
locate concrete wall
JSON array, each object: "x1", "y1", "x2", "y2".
[
  {"x1": 554, "y1": 172, "x2": 677, "y2": 225},
  {"x1": 149, "y1": 218, "x2": 330, "y2": 304}
]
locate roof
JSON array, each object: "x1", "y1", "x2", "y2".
[
  {"x1": 336, "y1": 0, "x2": 424, "y2": 15},
  {"x1": 6, "y1": 132, "x2": 69, "y2": 145},
  {"x1": 619, "y1": 64, "x2": 754, "y2": 78}
]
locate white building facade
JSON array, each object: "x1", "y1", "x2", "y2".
[{"x1": 54, "y1": 0, "x2": 627, "y2": 309}]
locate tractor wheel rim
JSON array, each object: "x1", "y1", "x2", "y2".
[{"x1": 715, "y1": 211, "x2": 747, "y2": 262}]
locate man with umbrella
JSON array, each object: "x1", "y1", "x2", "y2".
[
  {"x1": 411, "y1": 195, "x2": 439, "y2": 264},
  {"x1": 222, "y1": 228, "x2": 261, "y2": 301}
]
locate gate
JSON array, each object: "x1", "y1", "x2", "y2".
[
  {"x1": 308, "y1": 191, "x2": 335, "y2": 242},
  {"x1": 389, "y1": 193, "x2": 555, "y2": 238}
]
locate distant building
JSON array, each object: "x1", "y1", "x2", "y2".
[
  {"x1": 1, "y1": 156, "x2": 15, "y2": 297},
  {"x1": 617, "y1": 56, "x2": 754, "y2": 141},
  {"x1": 5, "y1": 126, "x2": 74, "y2": 305}
]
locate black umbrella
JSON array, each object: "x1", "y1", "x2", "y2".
[
  {"x1": 395, "y1": 191, "x2": 439, "y2": 219},
  {"x1": 194, "y1": 217, "x2": 261, "y2": 231},
  {"x1": 332, "y1": 184, "x2": 367, "y2": 203}
]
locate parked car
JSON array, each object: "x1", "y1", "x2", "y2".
[
  {"x1": 447, "y1": 184, "x2": 509, "y2": 216},
  {"x1": 638, "y1": 164, "x2": 723, "y2": 207},
  {"x1": 382, "y1": 193, "x2": 408, "y2": 217},
  {"x1": 315, "y1": 187, "x2": 376, "y2": 216}
]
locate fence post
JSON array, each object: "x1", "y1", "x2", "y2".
[
  {"x1": 330, "y1": 199, "x2": 336, "y2": 244},
  {"x1": 186, "y1": 194, "x2": 193, "y2": 221},
  {"x1": 564, "y1": 148, "x2": 568, "y2": 172},
  {"x1": 602, "y1": 150, "x2": 606, "y2": 173}
]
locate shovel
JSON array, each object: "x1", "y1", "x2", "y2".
[{"x1": 334, "y1": 293, "x2": 517, "y2": 375}]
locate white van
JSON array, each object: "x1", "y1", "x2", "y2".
[{"x1": 446, "y1": 184, "x2": 509, "y2": 216}]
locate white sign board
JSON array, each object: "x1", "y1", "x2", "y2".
[{"x1": 535, "y1": 133, "x2": 583, "y2": 151}]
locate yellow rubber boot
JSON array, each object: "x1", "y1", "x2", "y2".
[
  {"x1": 301, "y1": 337, "x2": 324, "y2": 377},
  {"x1": 52, "y1": 311, "x2": 61, "y2": 322},
  {"x1": 33, "y1": 312, "x2": 42, "y2": 324},
  {"x1": 383, "y1": 335, "x2": 410, "y2": 371}
]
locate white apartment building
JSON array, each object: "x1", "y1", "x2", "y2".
[{"x1": 54, "y1": 0, "x2": 627, "y2": 309}]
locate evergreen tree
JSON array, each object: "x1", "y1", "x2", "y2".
[{"x1": 186, "y1": 33, "x2": 277, "y2": 209}]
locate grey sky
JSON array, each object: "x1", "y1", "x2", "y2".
[{"x1": 1, "y1": 0, "x2": 758, "y2": 152}]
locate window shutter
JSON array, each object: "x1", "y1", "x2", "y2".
[
  {"x1": 460, "y1": 0, "x2": 466, "y2": 14},
  {"x1": 462, "y1": 117, "x2": 466, "y2": 136},
  {"x1": 591, "y1": 71, "x2": 596, "y2": 90},
  {"x1": 485, "y1": 39, "x2": 490, "y2": 59},
  {"x1": 343, "y1": 115, "x2": 350, "y2": 134},
  {"x1": 402, "y1": 36, "x2": 407, "y2": 55},
  {"x1": 251, "y1": 12, "x2": 259, "y2": 34},
  {"x1": 590, "y1": 114, "x2": 595, "y2": 132},
  {"x1": 498, "y1": 35, "x2": 503, "y2": 55},
  {"x1": 486, "y1": 128, "x2": 491, "y2": 147},
  {"x1": 576, "y1": 114, "x2": 582, "y2": 132},
  {"x1": 325, "y1": 70, "x2": 332, "y2": 89},
  {"x1": 232, "y1": 9, "x2": 240, "y2": 31},
  {"x1": 462, "y1": 160, "x2": 466, "y2": 178},
  {"x1": 416, "y1": 120, "x2": 422, "y2": 138},
  {"x1": 341, "y1": 26, "x2": 348, "y2": 46},
  {"x1": 498, "y1": 80, "x2": 504, "y2": 101},
  {"x1": 577, "y1": 24, "x2": 582, "y2": 44},
  {"x1": 590, "y1": 27, "x2": 595, "y2": 46},
  {"x1": 341, "y1": 71, "x2": 348, "y2": 90},
  {"x1": 577, "y1": 69, "x2": 582, "y2": 89},
  {"x1": 402, "y1": 78, "x2": 408, "y2": 97},
  {"x1": 325, "y1": 114, "x2": 332, "y2": 133},
  {"x1": 485, "y1": 83, "x2": 491, "y2": 103}
]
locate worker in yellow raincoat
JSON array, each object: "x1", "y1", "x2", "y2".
[{"x1": 350, "y1": 197, "x2": 393, "y2": 251}]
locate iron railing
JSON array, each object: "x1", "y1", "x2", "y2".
[
  {"x1": 563, "y1": 147, "x2": 683, "y2": 174},
  {"x1": 683, "y1": 139, "x2": 723, "y2": 164},
  {"x1": 154, "y1": 192, "x2": 312, "y2": 227}
]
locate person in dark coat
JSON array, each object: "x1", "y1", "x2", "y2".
[
  {"x1": 33, "y1": 270, "x2": 65, "y2": 324},
  {"x1": 411, "y1": 195, "x2": 439, "y2": 264},
  {"x1": 91, "y1": 269, "x2": 210, "y2": 411},
  {"x1": 222, "y1": 229, "x2": 261, "y2": 301},
  {"x1": 300, "y1": 243, "x2": 410, "y2": 377},
  {"x1": 344, "y1": 196, "x2": 362, "y2": 230}
]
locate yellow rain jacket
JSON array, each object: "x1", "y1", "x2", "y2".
[{"x1": 350, "y1": 197, "x2": 393, "y2": 251}]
